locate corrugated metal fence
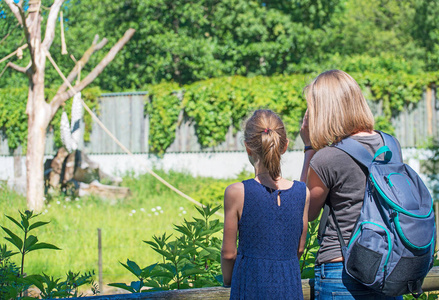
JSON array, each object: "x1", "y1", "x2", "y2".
[{"x1": 0, "y1": 88, "x2": 438, "y2": 155}]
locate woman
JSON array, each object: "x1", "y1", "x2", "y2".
[{"x1": 299, "y1": 70, "x2": 402, "y2": 299}]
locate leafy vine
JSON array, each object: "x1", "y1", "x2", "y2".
[{"x1": 146, "y1": 71, "x2": 439, "y2": 154}]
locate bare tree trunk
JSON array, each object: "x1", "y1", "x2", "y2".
[{"x1": 26, "y1": 48, "x2": 51, "y2": 211}]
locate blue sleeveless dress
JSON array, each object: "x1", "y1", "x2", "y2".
[{"x1": 230, "y1": 179, "x2": 306, "y2": 300}]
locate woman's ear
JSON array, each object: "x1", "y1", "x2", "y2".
[
  {"x1": 244, "y1": 142, "x2": 252, "y2": 156},
  {"x1": 281, "y1": 139, "x2": 289, "y2": 154}
]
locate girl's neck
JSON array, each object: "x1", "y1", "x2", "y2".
[{"x1": 254, "y1": 168, "x2": 281, "y2": 189}]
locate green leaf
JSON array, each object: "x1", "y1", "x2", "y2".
[
  {"x1": 130, "y1": 280, "x2": 143, "y2": 292},
  {"x1": 154, "y1": 248, "x2": 173, "y2": 260},
  {"x1": 26, "y1": 242, "x2": 61, "y2": 253},
  {"x1": 24, "y1": 275, "x2": 45, "y2": 291},
  {"x1": 150, "y1": 271, "x2": 174, "y2": 279},
  {"x1": 24, "y1": 235, "x2": 38, "y2": 250},
  {"x1": 5, "y1": 215, "x2": 24, "y2": 231},
  {"x1": 160, "y1": 263, "x2": 176, "y2": 275},
  {"x1": 126, "y1": 259, "x2": 142, "y2": 277},
  {"x1": 2, "y1": 226, "x2": 23, "y2": 250},
  {"x1": 108, "y1": 283, "x2": 136, "y2": 293},
  {"x1": 20, "y1": 212, "x2": 30, "y2": 230},
  {"x1": 29, "y1": 221, "x2": 50, "y2": 231},
  {"x1": 181, "y1": 266, "x2": 205, "y2": 276},
  {"x1": 4, "y1": 250, "x2": 19, "y2": 257}
]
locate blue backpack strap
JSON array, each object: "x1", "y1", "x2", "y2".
[
  {"x1": 333, "y1": 137, "x2": 374, "y2": 170},
  {"x1": 377, "y1": 131, "x2": 403, "y2": 163}
]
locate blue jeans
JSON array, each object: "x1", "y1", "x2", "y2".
[{"x1": 314, "y1": 262, "x2": 403, "y2": 300}]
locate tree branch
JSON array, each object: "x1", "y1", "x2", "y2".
[
  {"x1": 3, "y1": 0, "x2": 23, "y2": 25},
  {"x1": 7, "y1": 61, "x2": 29, "y2": 73},
  {"x1": 0, "y1": 44, "x2": 28, "y2": 64},
  {"x1": 42, "y1": 0, "x2": 65, "y2": 50},
  {"x1": 55, "y1": 35, "x2": 108, "y2": 95},
  {"x1": 50, "y1": 28, "x2": 136, "y2": 117},
  {"x1": 13, "y1": 2, "x2": 37, "y2": 71}
]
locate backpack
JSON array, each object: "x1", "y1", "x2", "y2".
[{"x1": 318, "y1": 131, "x2": 436, "y2": 297}]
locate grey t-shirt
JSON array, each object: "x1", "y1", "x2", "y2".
[{"x1": 310, "y1": 134, "x2": 386, "y2": 265}]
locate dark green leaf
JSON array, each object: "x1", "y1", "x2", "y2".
[
  {"x1": 130, "y1": 280, "x2": 143, "y2": 292},
  {"x1": 20, "y1": 212, "x2": 29, "y2": 230},
  {"x1": 29, "y1": 221, "x2": 50, "y2": 231},
  {"x1": 108, "y1": 283, "x2": 136, "y2": 293},
  {"x1": 27, "y1": 242, "x2": 61, "y2": 253},
  {"x1": 5, "y1": 215, "x2": 24, "y2": 231},
  {"x1": 24, "y1": 275, "x2": 45, "y2": 291},
  {"x1": 126, "y1": 259, "x2": 142, "y2": 277},
  {"x1": 2, "y1": 226, "x2": 23, "y2": 250},
  {"x1": 24, "y1": 235, "x2": 38, "y2": 250}
]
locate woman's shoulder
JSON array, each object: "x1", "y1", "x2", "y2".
[{"x1": 311, "y1": 145, "x2": 345, "y2": 162}]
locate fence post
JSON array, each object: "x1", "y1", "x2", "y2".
[{"x1": 98, "y1": 228, "x2": 103, "y2": 293}]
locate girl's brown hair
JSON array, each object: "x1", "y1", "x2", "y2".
[
  {"x1": 244, "y1": 110, "x2": 288, "y2": 181},
  {"x1": 304, "y1": 70, "x2": 374, "y2": 150}
]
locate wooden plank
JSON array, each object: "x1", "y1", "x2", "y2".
[
  {"x1": 131, "y1": 95, "x2": 144, "y2": 153},
  {"x1": 433, "y1": 87, "x2": 438, "y2": 138}
]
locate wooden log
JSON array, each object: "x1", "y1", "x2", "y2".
[
  {"x1": 46, "y1": 147, "x2": 70, "y2": 187},
  {"x1": 78, "y1": 181, "x2": 131, "y2": 200},
  {"x1": 62, "y1": 267, "x2": 439, "y2": 300}
]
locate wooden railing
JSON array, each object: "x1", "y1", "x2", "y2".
[{"x1": 67, "y1": 267, "x2": 439, "y2": 299}]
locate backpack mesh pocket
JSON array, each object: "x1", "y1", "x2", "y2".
[{"x1": 347, "y1": 241, "x2": 382, "y2": 284}]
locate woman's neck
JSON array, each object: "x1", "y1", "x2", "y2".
[{"x1": 352, "y1": 130, "x2": 377, "y2": 136}]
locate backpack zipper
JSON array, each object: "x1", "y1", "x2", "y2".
[
  {"x1": 348, "y1": 221, "x2": 392, "y2": 270},
  {"x1": 369, "y1": 174, "x2": 432, "y2": 218},
  {"x1": 393, "y1": 212, "x2": 435, "y2": 251}
]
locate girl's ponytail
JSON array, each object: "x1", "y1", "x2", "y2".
[
  {"x1": 261, "y1": 128, "x2": 282, "y2": 180},
  {"x1": 244, "y1": 110, "x2": 287, "y2": 181}
]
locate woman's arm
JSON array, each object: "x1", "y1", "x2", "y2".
[
  {"x1": 221, "y1": 182, "x2": 244, "y2": 287},
  {"x1": 306, "y1": 168, "x2": 329, "y2": 221},
  {"x1": 297, "y1": 187, "x2": 310, "y2": 258},
  {"x1": 299, "y1": 110, "x2": 329, "y2": 221}
]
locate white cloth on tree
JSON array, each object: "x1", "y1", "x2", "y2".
[
  {"x1": 60, "y1": 92, "x2": 83, "y2": 152},
  {"x1": 70, "y1": 92, "x2": 83, "y2": 147},
  {"x1": 60, "y1": 111, "x2": 75, "y2": 152}
]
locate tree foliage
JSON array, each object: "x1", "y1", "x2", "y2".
[
  {"x1": 1, "y1": 0, "x2": 439, "y2": 154},
  {"x1": 2, "y1": 0, "x2": 438, "y2": 89}
]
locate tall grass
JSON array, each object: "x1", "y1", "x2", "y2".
[{"x1": 0, "y1": 170, "x2": 230, "y2": 285}]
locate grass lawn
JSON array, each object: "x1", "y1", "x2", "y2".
[{"x1": 0, "y1": 170, "x2": 230, "y2": 287}]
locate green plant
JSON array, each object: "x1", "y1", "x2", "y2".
[
  {"x1": 0, "y1": 244, "x2": 26, "y2": 299},
  {"x1": 25, "y1": 271, "x2": 98, "y2": 299},
  {"x1": 300, "y1": 218, "x2": 320, "y2": 279},
  {"x1": 1, "y1": 210, "x2": 98, "y2": 299},
  {"x1": 1, "y1": 211, "x2": 61, "y2": 279},
  {"x1": 109, "y1": 205, "x2": 223, "y2": 292}
]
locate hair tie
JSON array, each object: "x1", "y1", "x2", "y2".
[{"x1": 264, "y1": 128, "x2": 271, "y2": 133}]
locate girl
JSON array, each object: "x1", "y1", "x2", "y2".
[
  {"x1": 221, "y1": 109, "x2": 309, "y2": 299},
  {"x1": 300, "y1": 70, "x2": 402, "y2": 299}
]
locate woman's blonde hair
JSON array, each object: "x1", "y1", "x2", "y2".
[
  {"x1": 244, "y1": 110, "x2": 288, "y2": 181},
  {"x1": 304, "y1": 70, "x2": 374, "y2": 150}
]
